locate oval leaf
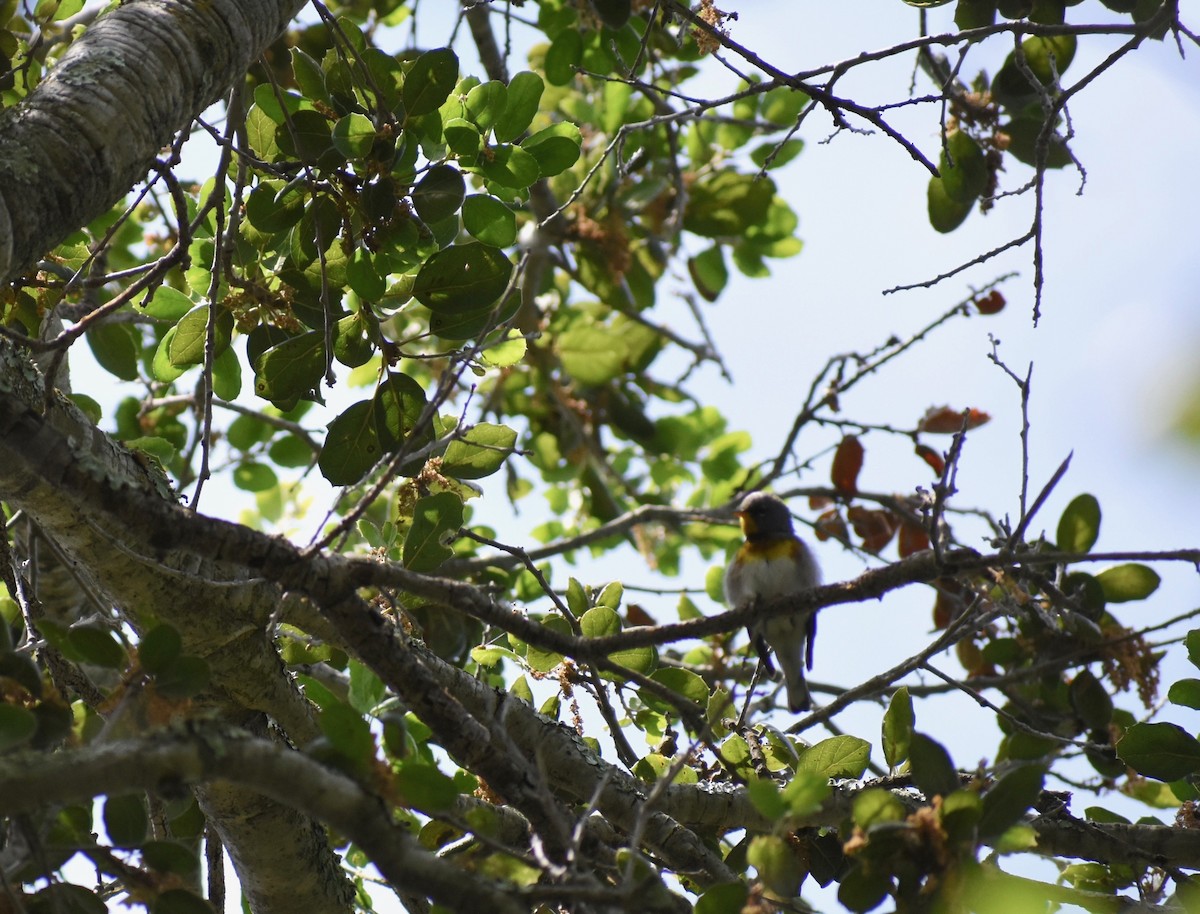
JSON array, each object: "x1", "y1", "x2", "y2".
[
  {"x1": 320, "y1": 400, "x2": 382, "y2": 486},
  {"x1": 1117, "y1": 722, "x2": 1200, "y2": 782},
  {"x1": 412, "y1": 243, "x2": 513, "y2": 315},
  {"x1": 1057, "y1": 493, "x2": 1101, "y2": 553},
  {"x1": 1096, "y1": 563, "x2": 1160, "y2": 603}
]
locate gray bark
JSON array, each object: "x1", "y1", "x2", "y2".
[{"x1": 0, "y1": 0, "x2": 306, "y2": 284}]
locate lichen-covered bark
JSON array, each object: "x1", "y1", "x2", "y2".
[
  {"x1": 0, "y1": 0, "x2": 306, "y2": 283},
  {"x1": 0, "y1": 2, "x2": 362, "y2": 907}
]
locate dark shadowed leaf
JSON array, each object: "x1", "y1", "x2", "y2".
[
  {"x1": 253, "y1": 331, "x2": 325, "y2": 404},
  {"x1": 978, "y1": 765, "x2": 1044, "y2": 838},
  {"x1": 104, "y1": 794, "x2": 148, "y2": 847},
  {"x1": 412, "y1": 243, "x2": 513, "y2": 314},
  {"x1": 412, "y1": 164, "x2": 466, "y2": 223},
  {"x1": 909, "y1": 732, "x2": 959, "y2": 799},
  {"x1": 319, "y1": 400, "x2": 381, "y2": 485}
]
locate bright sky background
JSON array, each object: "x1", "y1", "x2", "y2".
[{"x1": 59, "y1": 0, "x2": 1200, "y2": 909}]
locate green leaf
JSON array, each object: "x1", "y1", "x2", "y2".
[
  {"x1": 331, "y1": 112, "x2": 376, "y2": 158},
  {"x1": 332, "y1": 312, "x2": 374, "y2": 368},
  {"x1": 429, "y1": 290, "x2": 520, "y2": 342},
  {"x1": 688, "y1": 246, "x2": 729, "y2": 302},
  {"x1": 797, "y1": 735, "x2": 871, "y2": 780},
  {"x1": 939, "y1": 128, "x2": 988, "y2": 204},
  {"x1": 403, "y1": 48, "x2": 459, "y2": 117},
  {"x1": 87, "y1": 322, "x2": 140, "y2": 381},
  {"x1": 233, "y1": 461, "x2": 278, "y2": 492},
  {"x1": 978, "y1": 765, "x2": 1044, "y2": 838},
  {"x1": 465, "y1": 80, "x2": 508, "y2": 132},
  {"x1": 909, "y1": 732, "x2": 959, "y2": 799},
  {"x1": 1096, "y1": 563, "x2": 1160, "y2": 602},
  {"x1": 524, "y1": 614, "x2": 571, "y2": 673},
  {"x1": 1069, "y1": 670, "x2": 1113, "y2": 729},
  {"x1": 852, "y1": 788, "x2": 906, "y2": 828},
  {"x1": 782, "y1": 770, "x2": 832, "y2": 816},
  {"x1": 151, "y1": 889, "x2": 215, "y2": 914},
  {"x1": 373, "y1": 371, "x2": 429, "y2": 451},
  {"x1": 320, "y1": 400, "x2": 382, "y2": 486},
  {"x1": 1117, "y1": 722, "x2": 1200, "y2": 781},
  {"x1": 478, "y1": 144, "x2": 541, "y2": 189},
  {"x1": 169, "y1": 305, "x2": 233, "y2": 368},
  {"x1": 544, "y1": 29, "x2": 582, "y2": 86},
  {"x1": 927, "y1": 173, "x2": 974, "y2": 233},
  {"x1": 442, "y1": 422, "x2": 517, "y2": 479},
  {"x1": 104, "y1": 794, "x2": 148, "y2": 846},
  {"x1": 412, "y1": 164, "x2": 466, "y2": 224},
  {"x1": 403, "y1": 492, "x2": 463, "y2": 571},
  {"x1": 581, "y1": 605, "x2": 620, "y2": 638},
  {"x1": 348, "y1": 660, "x2": 386, "y2": 714},
  {"x1": 69, "y1": 626, "x2": 127, "y2": 669},
  {"x1": 395, "y1": 760, "x2": 459, "y2": 812},
  {"x1": 695, "y1": 882, "x2": 749, "y2": 914},
  {"x1": 746, "y1": 777, "x2": 787, "y2": 820},
  {"x1": 0, "y1": 704, "x2": 37, "y2": 753},
  {"x1": 154, "y1": 655, "x2": 211, "y2": 700},
  {"x1": 480, "y1": 331, "x2": 527, "y2": 367},
  {"x1": 1171, "y1": 679, "x2": 1200, "y2": 710},
  {"x1": 1188, "y1": 630, "x2": 1200, "y2": 671},
  {"x1": 747, "y1": 834, "x2": 805, "y2": 898},
  {"x1": 684, "y1": 169, "x2": 775, "y2": 237},
  {"x1": 211, "y1": 345, "x2": 242, "y2": 401},
  {"x1": 253, "y1": 331, "x2": 325, "y2": 404},
  {"x1": 1057, "y1": 493, "x2": 1101, "y2": 553},
  {"x1": 462, "y1": 194, "x2": 517, "y2": 246},
  {"x1": 882, "y1": 686, "x2": 914, "y2": 770},
  {"x1": 0, "y1": 652, "x2": 42, "y2": 697},
  {"x1": 838, "y1": 865, "x2": 891, "y2": 913},
  {"x1": 413, "y1": 243, "x2": 513, "y2": 314},
  {"x1": 557, "y1": 322, "x2": 628, "y2": 386},
  {"x1": 443, "y1": 117, "x2": 481, "y2": 158},
  {"x1": 290, "y1": 47, "x2": 327, "y2": 102},
  {"x1": 494, "y1": 70, "x2": 544, "y2": 143},
  {"x1": 649, "y1": 668, "x2": 710, "y2": 705},
  {"x1": 520, "y1": 122, "x2": 582, "y2": 176},
  {"x1": 142, "y1": 840, "x2": 201, "y2": 877},
  {"x1": 1004, "y1": 115, "x2": 1074, "y2": 169},
  {"x1": 277, "y1": 109, "x2": 333, "y2": 164},
  {"x1": 139, "y1": 625, "x2": 182, "y2": 675},
  {"x1": 320, "y1": 701, "x2": 375, "y2": 764},
  {"x1": 245, "y1": 181, "x2": 305, "y2": 234}
]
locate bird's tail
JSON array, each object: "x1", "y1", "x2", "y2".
[{"x1": 783, "y1": 668, "x2": 811, "y2": 713}]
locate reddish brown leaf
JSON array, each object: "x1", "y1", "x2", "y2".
[
  {"x1": 956, "y1": 638, "x2": 993, "y2": 677},
  {"x1": 898, "y1": 521, "x2": 930, "y2": 558},
  {"x1": 914, "y1": 443, "x2": 946, "y2": 476},
  {"x1": 813, "y1": 508, "x2": 848, "y2": 543},
  {"x1": 931, "y1": 578, "x2": 968, "y2": 630},
  {"x1": 917, "y1": 406, "x2": 991, "y2": 434},
  {"x1": 625, "y1": 604, "x2": 656, "y2": 627},
  {"x1": 847, "y1": 506, "x2": 897, "y2": 554},
  {"x1": 974, "y1": 290, "x2": 1006, "y2": 315},
  {"x1": 808, "y1": 494, "x2": 833, "y2": 510},
  {"x1": 831, "y1": 435, "x2": 864, "y2": 495}
]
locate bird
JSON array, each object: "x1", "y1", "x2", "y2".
[{"x1": 723, "y1": 491, "x2": 822, "y2": 712}]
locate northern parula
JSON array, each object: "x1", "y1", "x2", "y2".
[{"x1": 724, "y1": 492, "x2": 821, "y2": 712}]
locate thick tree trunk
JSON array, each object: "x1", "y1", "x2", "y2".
[
  {"x1": 0, "y1": 0, "x2": 306, "y2": 283},
  {"x1": 0, "y1": 3, "x2": 358, "y2": 911}
]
